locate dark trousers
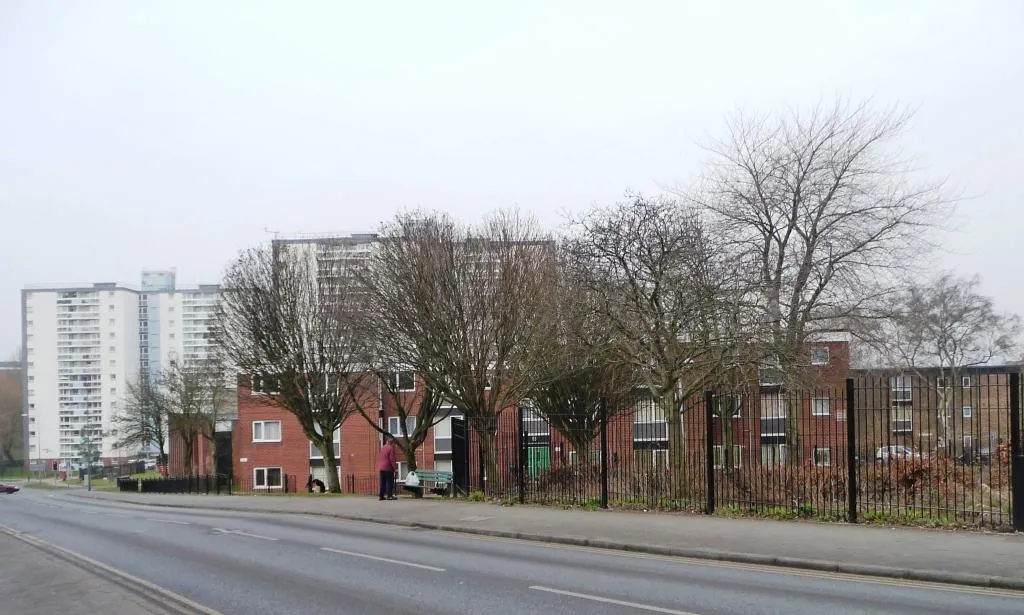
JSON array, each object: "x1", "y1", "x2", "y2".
[{"x1": 379, "y1": 470, "x2": 395, "y2": 499}]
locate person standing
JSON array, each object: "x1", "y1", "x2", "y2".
[{"x1": 378, "y1": 435, "x2": 398, "y2": 500}]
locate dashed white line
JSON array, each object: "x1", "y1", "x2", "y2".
[
  {"x1": 321, "y1": 547, "x2": 445, "y2": 572},
  {"x1": 146, "y1": 518, "x2": 191, "y2": 525},
  {"x1": 530, "y1": 586, "x2": 700, "y2": 614},
  {"x1": 212, "y1": 528, "x2": 278, "y2": 541}
]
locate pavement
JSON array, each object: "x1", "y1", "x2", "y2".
[
  {"x1": 65, "y1": 487, "x2": 1024, "y2": 591},
  {"x1": 0, "y1": 526, "x2": 203, "y2": 615},
  {"x1": 3, "y1": 488, "x2": 1023, "y2": 615}
]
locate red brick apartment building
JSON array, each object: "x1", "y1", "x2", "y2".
[{"x1": 213, "y1": 334, "x2": 853, "y2": 493}]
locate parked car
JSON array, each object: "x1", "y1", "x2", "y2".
[
  {"x1": 0, "y1": 483, "x2": 20, "y2": 494},
  {"x1": 875, "y1": 445, "x2": 922, "y2": 463}
]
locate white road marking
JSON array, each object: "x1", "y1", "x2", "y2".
[
  {"x1": 531, "y1": 586, "x2": 700, "y2": 614},
  {"x1": 146, "y1": 518, "x2": 191, "y2": 525},
  {"x1": 211, "y1": 527, "x2": 278, "y2": 541},
  {"x1": 321, "y1": 547, "x2": 445, "y2": 572}
]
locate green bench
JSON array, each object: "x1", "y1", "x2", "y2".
[{"x1": 402, "y1": 469, "x2": 454, "y2": 497}]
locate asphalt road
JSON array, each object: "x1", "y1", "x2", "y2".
[{"x1": 1, "y1": 488, "x2": 1021, "y2": 615}]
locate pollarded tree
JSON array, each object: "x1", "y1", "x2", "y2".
[
  {"x1": 567, "y1": 195, "x2": 731, "y2": 498},
  {"x1": 360, "y1": 210, "x2": 556, "y2": 494},
  {"x1": 216, "y1": 242, "x2": 369, "y2": 493},
  {"x1": 527, "y1": 247, "x2": 637, "y2": 465}
]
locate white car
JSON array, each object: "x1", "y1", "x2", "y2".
[{"x1": 875, "y1": 445, "x2": 922, "y2": 463}]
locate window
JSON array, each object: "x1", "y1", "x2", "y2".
[
  {"x1": 652, "y1": 449, "x2": 669, "y2": 469},
  {"x1": 253, "y1": 467, "x2": 283, "y2": 489},
  {"x1": 936, "y1": 377, "x2": 948, "y2": 390},
  {"x1": 252, "y1": 375, "x2": 280, "y2": 394},
  {"x1": 890, "y1": 376, "x2": 912, "y2": 402},
  {"x1": 813, "y1": 447, "x2": 831, "y2": 467},
  {"x1": 388, "y1": 416, "x2": 417, "y2": 437},
  {"x1": 110, "y1": 387, "x2": 117, "y2": 395},
  {"x1": 110, "y1": 374, "x2": 116, "y2": 381},
  {"x1": 812, "y1": 397, "x2": 830, "y2": 416},
  {"x1": 962, "y1": 376, "x2": 972, "y2": 387},
  {"x1": 810, "y1": 346, "x2": 830, "y2": 365},
  {"x1": 390, "y1": 371, "x2": 415, "y2": 392},
  {"x1": 759, "y1": 358, "x2": 784, "y2": 386},
  {"x1": 761, "y1": 443, "x2": 787, "y2": 466},
  {"x1": 760, "y1": 394, "x2": 787, "y2": 436},
  {"x1": 109, "y1": 332, "x2": 116, "y2": 339},
  {"x1": 963, "y1": 435, "x2": 973, "y2": 452},
  {"x1": 169, "y1": 333, "x2": 175, "y2": 340},
  {"x1": 715, "y1": 395, "x2": 742, "y2": 418},
  {"x1": 892, "y1": 406, "x2": 912, "y2": 434},
  {"x1": 109, "y1": 346, "x2": 116, "y2": 352},
  {"x1": 396, "y1": 461, "x2": 410, "y2": 482},
  {"x1": 713, "y1": 445, "x2": 743, "y2": 470},
  {"x1": 522, "y1": 408, "x2": 549, "y2": 436},
  {"x1": 433, "y1": 415, "x2": 458, "y2": 454},
  {"x1": 962, "y1": 405, "x2": 973, "y2": 418},
  {"x1": 253, "y1": 420, "x2": 282, "y2": 442},
  {"x1": 633, "y1": 398, "x2": 668, "y2": 441},
  {"x1": 28, "y1": 375, "x2": 34, "y2": 382},
  {"x1": 309, "y1": 428, "x2": 341, "y2": 458}
]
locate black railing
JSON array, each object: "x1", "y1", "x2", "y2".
[
  {"x1": 116, "y1": 473, "x2": 297, "y2": 495},
  {"x1": 455, "y1": 375, "x2": 1022, "y2": 530}
]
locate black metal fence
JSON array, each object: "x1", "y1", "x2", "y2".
[
  {"x1": 464, "y1": 374, "x2": 1023, "y2": 530},
  {"x1": 116, "y1": 473, "x2": 298, "y2": 495}
]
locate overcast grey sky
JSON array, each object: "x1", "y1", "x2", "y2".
[{"x1": 1, "y1": 1, "x2": 1022, "y2": 353}]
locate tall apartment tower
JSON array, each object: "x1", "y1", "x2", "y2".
[{"x1": 21, "y1": 271, "x2": 222, "y2": 467}]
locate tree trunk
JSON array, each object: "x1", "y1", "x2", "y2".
[
  {"x1": 402, "y1": 444, "x2": 421, "y2": 498},
  {"x1": 183, "y1": 436, "x2": 195, "y2": 477},
  {"x1": 476, "y1": 428, "x2": 499, "y2": 496},
  {"x1": 322, "y1": 443, "x2": 342, "y2": 493},
  {"x1": 664, "y1": 392, "x2": 687, "y2": 502}
]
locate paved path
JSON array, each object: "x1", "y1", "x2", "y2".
[
  {"x1": 3, "y1": 488, "x2": 1022, "y2": 615},
  {"x1": 0, "y1": 526, "x2": 191, "y2": 614},
  {"x1": 67, "y1": 487, "x2": 1024, "y2": 589}
]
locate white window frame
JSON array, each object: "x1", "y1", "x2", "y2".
[
  {"x1": 522, "y1": 408, "x2": 550, "y2": 436},
  {"x1": 890, "y1": 375, "x2": 912, "y2": 402},
  {"x1": 252, "y1": 420, "x2": 282, "y2": 443},
  {"x1": 962, "y1": 376, "x2": 972, "y2": 387},
  {"x1": 633, "y1": 399, "x2": 668, "y2": 442},
  {"x1": 712, "y1": 445, "x2": 743, "y2": 470},
  {"x1": 433, "y1": 414, "x2": 459, "y2": 455},
  {"x1": 309, "y1": 428, "x2": 341, "y2": 459},
  {"x1": 716, "y1": 395, "x2": 742, "y2": 418},
  {"x1": 388, "y1": 416, "x2": 417, "y2": 438},
  {"x1": 253, "y1": 467, "x2": 283, "y2": 490},
  {"x1": 811, "y1": 397, "x2": 830, "y2": 417},
  {"x1": 651, "y1": 449, "x2": 669, "y2": 469},
  {"x1": 891, "y1": 406, "x2": 913, "y2": 434},
  {"x1": 962, "y1": 405, "x2": 973, "y2": 418},
  {"x1": 391, "y1": 371, "x2": 415, "y2": 392},
  {"x1": 813, "y1": 447, "x2": 831, "y2": 467},
  {"x1": 963, "y1": 435, "x2": 973, "y2": 451},
  {"x1": 396, "y1": 461, "x2": 410, "y2": 481},
  {"x1": 810, "y1": 346, "x2": 830, "y2": 366},
  {"x1": 251, "y1": 375, "x2": 280, "y2": 395}
]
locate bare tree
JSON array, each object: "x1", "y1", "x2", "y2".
[
  {"x1": 360, "y1": 210, "x2": 556, "y2": 493},
  {"x1": 115, "y1": 378, "x2": 169, "y2": 472},
  {"x1": 161, "y1": 362, "x2": 229, "y2": 476},
  {"x1": 567, "y1": 195, "x2": 730, "y2": 497},
  {"x1": 527, "y1": 249, "x2": 637, "y2": 463},
  {"x1": 867, "y1": 273, "x2": 1021, "y2": 451},
  {"x1": 698, "y1": 99, "x2": 952, "y2": 376},
  {"x1": 216, "y1": 242, "x2": 368, "y2": 493}
]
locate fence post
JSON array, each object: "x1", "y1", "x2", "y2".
[
  {"x1": 516, "y1": 405, "x2": 526, "y2": 504},
  {"x1": 704, "y1": 390, "x2": 715, "y2": 515},
  {"x1": 1010, "y1": 372, "x2": 1023, "y2": 532},
  {"x1": 599, "y1": 397, "x2": 609, "y2": 509},
  {"x1": 846, "y1": 378, "x2": 858, "y2": 524}
]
